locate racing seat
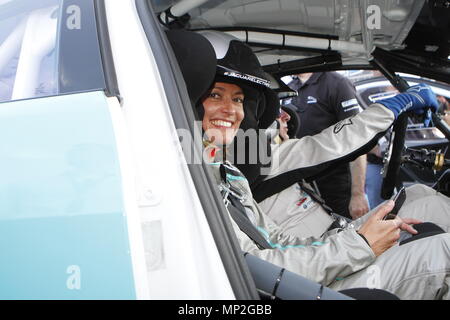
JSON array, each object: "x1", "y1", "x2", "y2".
[{"x1": 165, "y1": 29, "x2": 216, "y2": 106}]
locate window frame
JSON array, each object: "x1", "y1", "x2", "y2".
[
  {"x1": 0, "y1": 0, "x2": 118, "y2": 104},
  {"x1": 134, "y1": 0, "x2": 259, "y2": 300}
]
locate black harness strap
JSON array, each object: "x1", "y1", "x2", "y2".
[
  {"x1": 252, "y1": 163, "x2": 329, "y2": 203},
  {"x1": 297, "y1": 180, "x2": 334, "y2": 216},
  {"x1": 297, "y1": 180, "x2": 350, "y2": 230},
  {"x1": 227, "y1": 194, "x2": 272, "y2": 249}
]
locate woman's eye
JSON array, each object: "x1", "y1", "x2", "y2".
[
  {"x1": 234, "y1": 97, "x2": 244, "y2": 104},
  {"x1": 209, "y1": 92, "x2": 220, "y2": 99}
]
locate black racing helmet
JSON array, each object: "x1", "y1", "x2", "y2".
[
  {"x1": 197, "y1": 31, "x2": 280, "y2": 186},
  {"x1": 197, "y1": 31, "x2": 279, "y2": 131}
]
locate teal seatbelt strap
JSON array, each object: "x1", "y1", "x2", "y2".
[
  {"x1": 226, "y1": 193, "x2": 272, "y2": 249},
  {"x1": 219, "y1": 164, "x2": 272, "y2": 249}
]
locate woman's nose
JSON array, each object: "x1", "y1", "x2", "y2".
[
  {"x1": 281, "y1": 111, "x2": 290, "y2": 122},
  {"x1": 221, "y1": 98, "x2": 236, "y2": 114}
]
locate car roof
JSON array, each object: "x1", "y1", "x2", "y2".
[{"x1": 153, "y1": 0, "x2": 449, "y2": 82}]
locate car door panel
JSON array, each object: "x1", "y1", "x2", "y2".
[{"x1": 0, "y1": 91, "x2": 135, "y2": 299}]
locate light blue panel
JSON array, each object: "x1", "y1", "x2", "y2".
[{"x1": 0, "y1": 91, "x2": 136, "y2": 299}]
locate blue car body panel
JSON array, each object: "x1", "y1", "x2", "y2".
[{"x1": 0, "y1": 91, "x2": 135, "y2": 299}]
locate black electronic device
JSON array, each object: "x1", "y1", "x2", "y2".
[{"x1": 384, "y1": 187, "x2": 406, "y2": 220}]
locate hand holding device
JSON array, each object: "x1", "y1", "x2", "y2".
[{"x1": 383, "y1": 187, "x2": 406, "y2": 220}]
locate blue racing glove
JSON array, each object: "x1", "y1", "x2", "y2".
[{"x1": 378, "y1": 83, "x2": 439, "y2": 120}]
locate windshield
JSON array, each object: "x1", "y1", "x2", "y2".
[
  {"x1": 0, "y1": 0, "x2": 61, "y2": 102},
  {"x1": 0, "y1": 0, "x2": 105, "y2": 103}
]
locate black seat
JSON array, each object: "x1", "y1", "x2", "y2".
[{"x1": 165, "y1": 29, "x2": 216, "y2": 105}]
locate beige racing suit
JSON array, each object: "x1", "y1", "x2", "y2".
[
  {"x1": 208, "y1": 103, "x2": 450, "y2": 299},
  {"x1": 259, "y1": 182, "x2": 335, "y2": 238},
  {"x1": 259, "y1": 170, "x2": 450, "y2": 239}
]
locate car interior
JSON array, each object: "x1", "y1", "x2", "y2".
[
  {"x1": 0, "y1": 0, "x2": 448, "y2": 300},
  {"x1": 153, "y1": 0, "x2": 450, "y2": 197},
  {"x1": 153, "y1": 0, "x2": 450, "y2": 299}
]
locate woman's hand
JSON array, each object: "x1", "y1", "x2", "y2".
[{"x1": 357, "y1": 200, "x2": 421, "y2": 256}]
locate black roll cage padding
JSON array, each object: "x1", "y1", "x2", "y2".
[
  {"x1": 264, "y1": 52, "x2": 344, "y2": 77},
  {"x1": 371, "y1": 47, "x2": 450, "y2": 85},
  {"x1": 433, "y1": 169, "x2": 450, "y2": 197},
  {"x1": 244, "y1": 252, "x2": 353, "y2": 300},
  {"x1": 245, "y1": 252, "x2": 401, "y2": 300},
  {"x1": 371, "y1": 55, "x2": 411, "y2": 199},
  {"x1": 195, "y1": 26, "x2": 339, "y2": 41},
  {"x1": 372, "y1": 50, "x2": 450, "y2": 199},
  {"x1": 381, "y1": 112, "x2": 410, "y2": 199}
]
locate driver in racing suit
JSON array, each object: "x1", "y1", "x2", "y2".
[
  {"x1": 195, "y1": 30, "x2": 450, "y2": 299},
  {"x1": 258, "y1": 106, "x2": 450, "y2": 239}
]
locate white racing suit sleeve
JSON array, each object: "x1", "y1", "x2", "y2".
[
  {"x1": 271, "y1": 103, "x2": 393, "y2": 177},
  {"x1": 234, "y1": 202, "x2": 376, "y2": 286},
  {"x1": 254, "y1": 103, "x2": 394, "y2": 202}
]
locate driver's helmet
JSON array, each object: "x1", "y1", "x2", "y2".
[
  {"x1": 197, "y1": 31, "x2": 279, "y2": 131},
  {"x1": 197, "y1": 31, "x2": 279, "y2": 185}
]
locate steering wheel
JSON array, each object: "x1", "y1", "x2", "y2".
[
  {"x1": 380, "y1": 109, "x2": 450, "y2": 199},
  {"x1": 380, "y1": 113, "x2": 409, "y2": 199}
]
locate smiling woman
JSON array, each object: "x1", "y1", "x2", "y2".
[{"x1": 202, "y1": 82, "x2": 245, "y2": 146}]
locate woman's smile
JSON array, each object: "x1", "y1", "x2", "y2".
[{"x1": 202, "y1": 82, "x2": 245, "y2": 145}]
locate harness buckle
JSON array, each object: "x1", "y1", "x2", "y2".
[{"x1": 219, "y1": 182, "x2": 245, "y2": 206}]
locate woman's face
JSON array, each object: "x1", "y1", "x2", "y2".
[
  {"x1": 277, "y1": 109, "x2": 291, "y2": 141},
  {"x1": 202, "y1": 82, "x2": 245, "y2": 145}
]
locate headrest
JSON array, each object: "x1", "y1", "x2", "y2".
[{"x1": 165, "y1": 30, "x2": 216, "y2": 105}]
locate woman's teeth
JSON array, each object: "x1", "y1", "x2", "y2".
[{"x1": 211, "y1": 120, "x2": 232, "y2": 128}]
